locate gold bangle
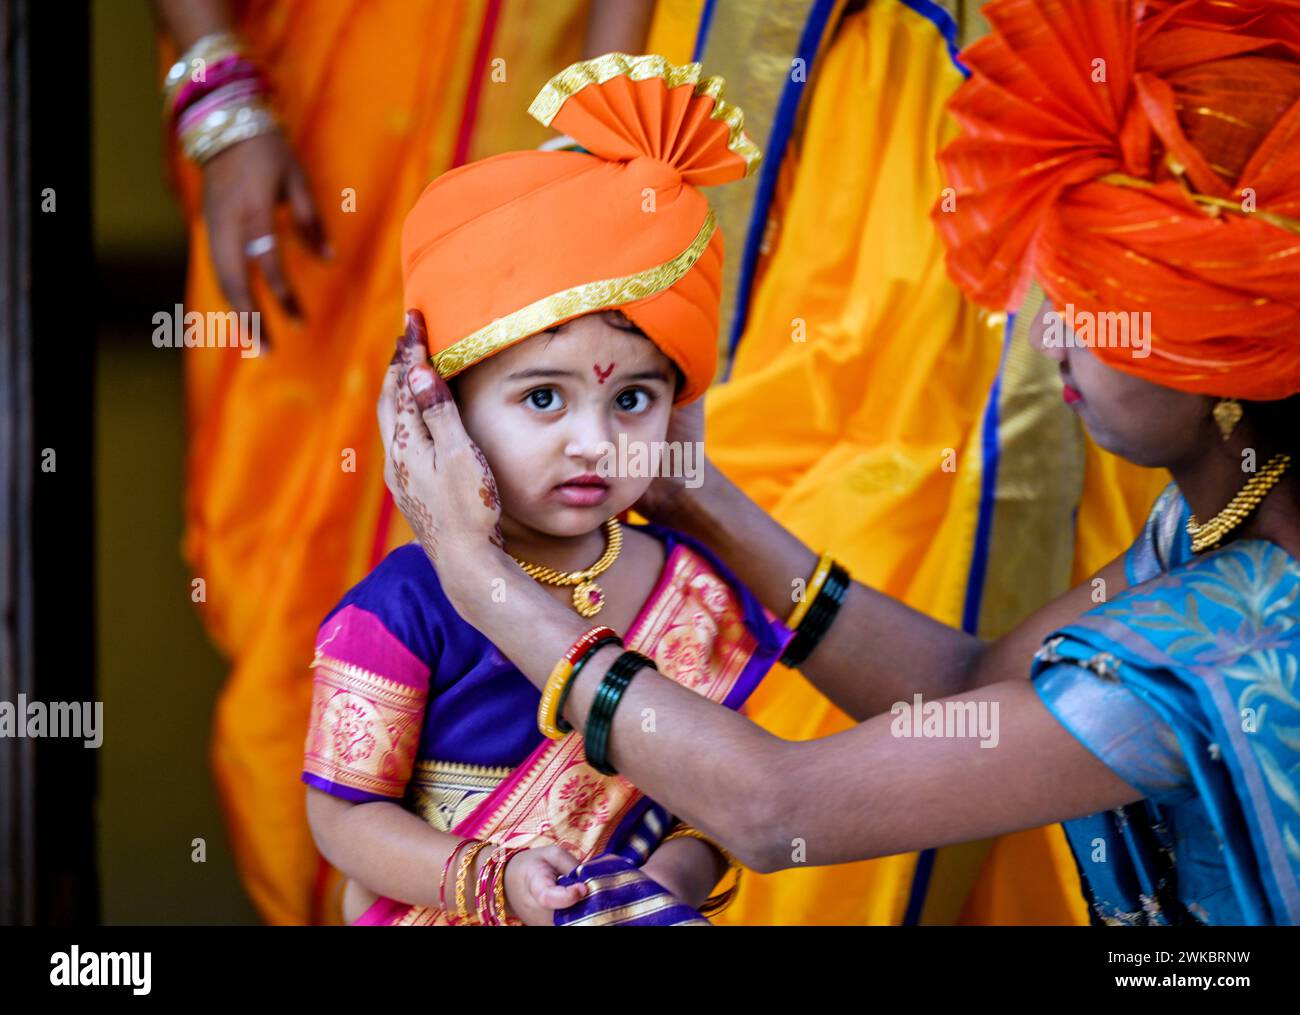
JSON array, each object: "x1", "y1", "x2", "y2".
[
  {"x1": 179, "y1": 102, "x2": 279, "y2": 165},
  {"x1": 786, "y1": 551, "x2": 834, "y2": 630},
  {"x1": 663, "y1": 824, "x2": 743, "y2": 917},
  {"x1": 493, "y1": 846, "x2": 525, "y2": 926},
  {"x1": 455, "y1": 840, "x2": 491, "y2": 925}
]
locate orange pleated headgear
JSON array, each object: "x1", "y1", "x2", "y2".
[
  {"x1": 401, "y1": 54, "x2": 760, "y2": 405},
  {"x1": 933, "y1": 0, "x2": 1300, "y2": 400}
]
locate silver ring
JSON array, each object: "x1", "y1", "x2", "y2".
[{"x1": 244, "y1": 234, "x2": 276, "y2": 258}]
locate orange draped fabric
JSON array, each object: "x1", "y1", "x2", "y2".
[
  {"x1": 160, "y1": 0, "x2": 590, "y2": 924},
  {"x1": 933, "y1": 0, "x2": 1300, "y2": 400}
]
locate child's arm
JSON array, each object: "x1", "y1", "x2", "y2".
[
  {"x1": 639, "y1": 832, "x2": 732, "y2": 910},
  {"x1": 306, "y1": 787, "x2": 587, "y2": 922}
]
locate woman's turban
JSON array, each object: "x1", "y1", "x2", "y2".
[
  {"x1": 933, "y1": 0, "x2": 1300, "y2": 400},
  {"x1": 401, "y1": 53, "x2": 760, "y2": 405}
]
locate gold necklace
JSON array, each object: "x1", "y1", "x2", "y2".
[
  {"x1": 1186, "y1": 453, "x2": 1292, "y2": 553},
  {"x1": 510, "y1": 517, "x2": 622, "y2": 617}
]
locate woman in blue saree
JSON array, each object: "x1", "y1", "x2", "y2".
[
  {"x1": 1033, "y1": 483, "x2": 1300, "y2": 924},
  {"x1": 379, "y1": 0, "x2": 1300, "y2": 925}
]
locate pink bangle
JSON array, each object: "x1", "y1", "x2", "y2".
[
  {"x1": 170, "y1": 55, "x2": 263, "y2": 123},
  {"x1": 474, "y1": 848, "x2": 497, "y2": 926}
]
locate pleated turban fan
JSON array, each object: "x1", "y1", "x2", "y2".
[
  {"x1": 933, "y1": 0, "x2": 1300, "y2": 400},
  {"x1": 400, "y1": 54, "x2": 761, "y2": 405}
]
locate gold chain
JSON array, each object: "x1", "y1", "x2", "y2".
[
  {"x1": 1186, "y1": 453, "x2": 1292, "y2": 553},
  {"x1": 510, "y1": 517, "x2": 622, "y2": 617}
]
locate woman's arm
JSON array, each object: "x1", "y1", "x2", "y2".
[
  {"x1": 582, "y1": 0, "x2": 655, "y2": 59},
  {"x1": 652, "y1": 454, "x2": 1131, "y2": 720},
  {"x1": 640, "y1": 835, "x2": 730, "y2": 908},
  {"x1": 417, "y1": 548, "x2": 1143, "y2": 874},
  {"x1": 151, "y1": 0, "x2": 229, "y2": 49}
]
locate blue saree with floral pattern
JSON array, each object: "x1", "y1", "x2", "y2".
[{"x1": 1031, "y1": 485, "x2": 1300, "y2": 924}]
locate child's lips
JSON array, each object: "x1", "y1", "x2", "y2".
[{"x1": 553, "y1": 477, "x2": 610, "y2": 507}]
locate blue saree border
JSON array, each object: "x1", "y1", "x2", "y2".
[
  {"x1": 692, "y1": 0, "x2": 720, "y2": 61},
  {"x1": 961, "y1": 317, "x2": 1014, "y2": 636},
  {"x1": 898, "y1": 0, "x2": 969, "y2": 76}
]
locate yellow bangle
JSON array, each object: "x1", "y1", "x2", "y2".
[
  {"x1": 538, "y1": 627, "x2": 620, "y2": 740},
  {"x1": 663, "y1": 824, "x2": 743, "y2": 917},
  {"x1": 537, "y1": 657, "x2": 575, "y2": 740},
  {"x1": 786, "y1": 551, "x2": 834, "y2": 630}
]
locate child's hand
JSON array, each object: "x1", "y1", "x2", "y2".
[{"x1": 503, "y1": 845, "x2": 588, "y2": 926}]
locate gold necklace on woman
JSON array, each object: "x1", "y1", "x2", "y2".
[
  {"x1": 1186, "y1": 453, "x2": 1292, "y2": 553},
  {"x1": 510, "y1": 517, "x2": 622, "y2": 617}
]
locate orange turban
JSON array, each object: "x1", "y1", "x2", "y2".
[
  {"x1": 933, "y1": 0, "x2": 1300, "y2": 400},
  {"x1": 400, "y1": 54, "x2": 760, "y2": 405}
]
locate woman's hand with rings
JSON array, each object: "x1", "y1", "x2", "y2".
[{"x1": 201, "y1": 129, "x2": 331, "y2": 346}]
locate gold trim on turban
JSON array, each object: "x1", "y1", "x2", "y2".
[
  {"x1": 430, "y1": 207, "x2": 718, "y2": 378},
  {"x1": 1099, "y1": 171, "x2": 1300, "y2": 237},
  {"x1": 527, "y1": 52, "x2": 761, "y2": 178}
]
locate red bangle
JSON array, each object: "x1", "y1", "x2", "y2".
[
  {"x1": 566, "y1": 626, "x2": 618, "y2": 664},
  {"x1": 474, "y1": 847, "x2": 498, "y2": 926}
]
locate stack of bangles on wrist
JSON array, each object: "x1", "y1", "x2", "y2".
[
  {"x1": 537, "y1": 625, "x2": 622, "y2": 739},
  {"x1": 538, "y1": 626, "x2": 659, "y2": 777},
  {"x1": 163, "y1": 30, "x2": 279, "y2": 165},
  {"x1": 440, "y1": 839, "x2": 524, "y2": 926},
  {"x1": 663, "y1": 822, "x2": 743, "y2": 916},
  {"x1": 780, "y1": 551, "x2": 849, "y2": 667}
]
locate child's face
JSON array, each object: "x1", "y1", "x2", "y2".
[{"x1": 453, "y1": 310, "x2": 678, "y2": 539}]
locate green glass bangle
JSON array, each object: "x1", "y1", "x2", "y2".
[
  {"x1": 556, "y1": 635, "x2": 622, "y2": 734},
  {"x1": 585, "y1": 671, "x2": 630, "y2": 774},
  {"x1": 584, "y1": 650, "x2": 655, "y2": 776}
]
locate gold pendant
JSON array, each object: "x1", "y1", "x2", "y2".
[{"x1": 572, "y1": 580, "x2": 605, "y2": 617}]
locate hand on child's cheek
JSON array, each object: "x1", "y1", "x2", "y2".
[{"x1": 379, "y1": 313, "x2": 508, "y2": 571}]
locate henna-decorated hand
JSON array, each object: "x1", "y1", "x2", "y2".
[{"x1": 378, "y1": 310, "x2": 506, "y2": 594}]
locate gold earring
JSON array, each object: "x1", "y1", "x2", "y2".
[{"x1": 1212, "y1": 398, "x2": 1242, "y2": 441}]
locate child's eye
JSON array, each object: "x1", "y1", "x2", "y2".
[
  {"x1": 525, "y1": 387, "x2": 565, "y2": 412},
  {"x1": 615, "y1": 387, "x2": 654, "y2": 414}
]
